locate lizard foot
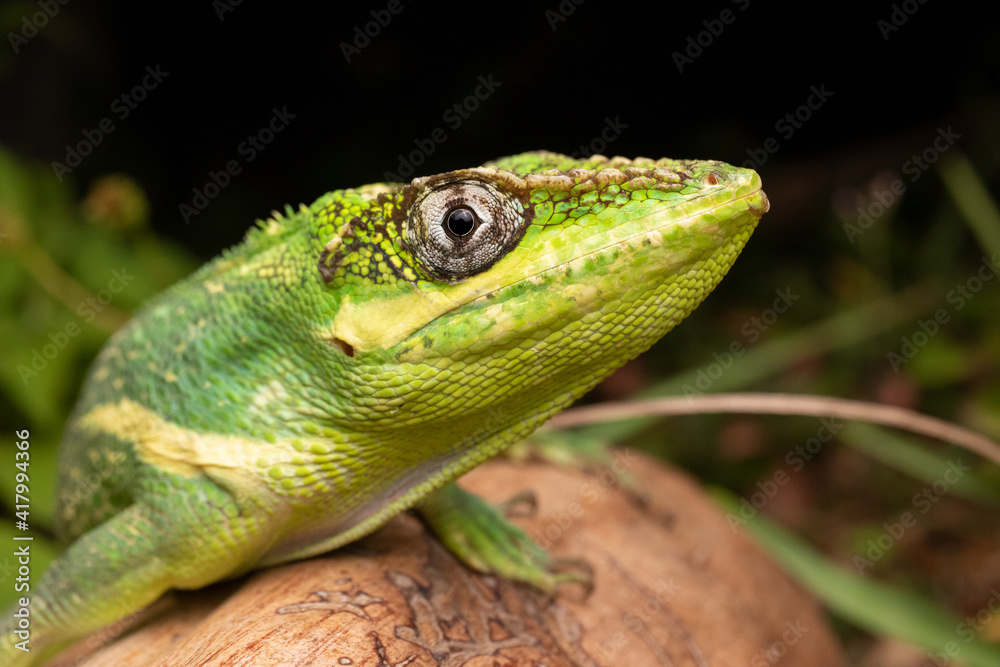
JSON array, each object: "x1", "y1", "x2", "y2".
[{"x1": 417, "y1": 482, "x2": 592, "y2": 594}]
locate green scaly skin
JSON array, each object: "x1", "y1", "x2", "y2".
[{"x1": 1, "y1": 151, "x2": 767, "y2": 664}]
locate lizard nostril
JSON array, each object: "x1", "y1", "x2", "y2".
[{"x1": 703, "y1": 173, "x2": 719, "y2": 186}]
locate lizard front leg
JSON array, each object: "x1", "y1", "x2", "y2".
[
  {"x1": 0, "y1": 475, "x2": 276, "y2": 666},
  {"x1": 418, "y1": 482, "x2": 591, "y2": 592}
]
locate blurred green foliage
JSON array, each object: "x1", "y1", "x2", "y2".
[{"x1": 0, "y1": 146, "x2": 198, "y2": 608}]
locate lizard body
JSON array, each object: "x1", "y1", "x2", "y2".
[{"x1": 1, "y1": 151, "x2": 767, "y2": 664}]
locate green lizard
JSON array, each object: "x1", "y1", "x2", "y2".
[{"x1": 1, "y1": 151, "x2": 767, "y2": 664}]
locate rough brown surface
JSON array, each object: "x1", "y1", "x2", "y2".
[{"x1": 49, "y1": 451, "x2": 846, "y2": 666}]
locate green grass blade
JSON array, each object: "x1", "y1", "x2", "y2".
[
  {"x1": 841, "y1": 422, "x2": 1000, "y2": 507},
  {"x1": 712, "y1": 488, "x2": 1000, "y2": 666},
  {"x1": 938, "y1": 152, "x2": 1000, "y2": 261}
]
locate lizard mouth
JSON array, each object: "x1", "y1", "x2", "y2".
[{"x1": 750, "y1": 189, "x2": 771, "y2": 217}]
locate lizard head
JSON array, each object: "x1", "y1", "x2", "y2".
[{"x1": 310, "y1": 151, "x2": 767, "y2": 437}]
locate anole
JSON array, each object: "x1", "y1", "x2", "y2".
[{"x1": 1, "y1": 151, "x2": 768, "y2": 664}]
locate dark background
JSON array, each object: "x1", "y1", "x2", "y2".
[
  {"x1": 2, "y1": 2, "x2": 1000, "y2": 661},
  {"x1": 1, "y1": 1, "x2": 996, "y2": 254}
]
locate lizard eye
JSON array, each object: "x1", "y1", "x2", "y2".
[
  {"x1": 407, "y1": 179, "x2": 526, "y2": 279},
  {"x1": 444, "y1": 206, "x2": 478, "y2": 239}
]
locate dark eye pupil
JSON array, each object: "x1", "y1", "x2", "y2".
[{"x1": 445, "y1": 207, "x2": 476, "y2": 237}]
